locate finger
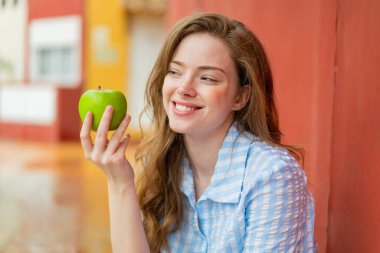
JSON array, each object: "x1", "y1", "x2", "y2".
[
  {"x1": 114, "y1": 134, "x2": 131, "y2": 159},
  {"x1": 80, "y1": 112, "x2": 94, "y2": 156},
  {"x1": 105, "y1": 114, "x2": 131, "y2": 156},
  {"x1": 93, "y1": 105, "x2": 113, "y2": 156}
]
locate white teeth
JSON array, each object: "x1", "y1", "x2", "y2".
[{"x1": 175, "y1": 103, "x2": 196, "y2": 111}]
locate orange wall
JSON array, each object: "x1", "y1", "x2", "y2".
[
  {"x1": 327, "y1": 0, "x2": 380, "y2": 252},
  {"x1": 167, "y1": 1, "x2": 336, "y2": 251}
]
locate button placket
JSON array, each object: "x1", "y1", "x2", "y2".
[{"x1": 193, "y1": 203, "x2": 206, "y2": 239}]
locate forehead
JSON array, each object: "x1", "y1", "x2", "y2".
[{"x1": 172, "y1": 33, "x2": 235, "y2": 70}]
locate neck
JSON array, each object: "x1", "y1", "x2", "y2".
[{"x1": 184, "y1": 121, "x2": 233, "y2": 181}]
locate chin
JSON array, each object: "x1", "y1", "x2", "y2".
[
  {"x1": 168, "y1": 124, "x2": 187, "y2": 134},
  {"x1": 168, "y1": 121, "x2": 192, "y2": 134}
]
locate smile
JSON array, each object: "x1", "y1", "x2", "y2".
[
  {"x1": 173, "y1": 101, "x2": 202, "y2": 113},
  {"x1": 176, "y1": 103, "x2": 196, "y2": 111}
]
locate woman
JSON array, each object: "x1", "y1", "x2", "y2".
[{"x1": 80, "y1": 12, "x2": 317, "y2": 253}]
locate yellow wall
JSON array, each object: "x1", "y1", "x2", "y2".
[{"x1": 85, "y1": 0, "x2": 128, "y2": 92}]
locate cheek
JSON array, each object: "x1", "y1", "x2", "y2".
[
  {"x1": 162, "y1": 76, "x2": 174, "y2": 94},
  {"x1": 208, "y1": 87, "x2": 235, "y2": 105},
  {"x1": 162, "y1": 78, "x2": 170, "y2": 98},
  {"x1": 162, "y1": 78, "x2": 173, "y2": 110}
]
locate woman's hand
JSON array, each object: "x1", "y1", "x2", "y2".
[
  {"x1": 80, "y1": 105, "x2": 135, "y2": 191},
  {"x1": 80, "y1": 106, "x2": 151, "y2": 253}
]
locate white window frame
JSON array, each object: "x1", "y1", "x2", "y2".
[{"x1": 29, "y1": 15, "x2": 82, "y2": 87}]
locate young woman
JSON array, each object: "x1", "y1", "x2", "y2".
[{"x1": 80, "y1": 12, "x2": 317, "y2": 253}]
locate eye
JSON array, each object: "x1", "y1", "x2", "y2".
[
  {"x1": 200, "y1": 75, "x2": 218, "y2": 83},
  {"x1": 168, "y1": 68, "x2": 181, "y2": 77}
]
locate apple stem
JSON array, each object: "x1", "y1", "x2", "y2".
[{"x1": 98, "y1": 85, "x2": 101, "y2": 90}]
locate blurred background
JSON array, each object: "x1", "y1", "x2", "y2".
[{"x1": 0, "y1": 0, "x2": 379, "y2": 252}]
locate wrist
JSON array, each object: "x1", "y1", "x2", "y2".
[{"x1": 107, "y1": 180, "x2": 136, "y2": 196}]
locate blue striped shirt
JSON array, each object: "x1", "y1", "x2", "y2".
[{"x1": 165, "y1": 123, "x2": 317, "y2": 252}]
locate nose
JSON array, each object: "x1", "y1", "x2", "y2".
[{"x1": 177, "y1": 76, "x2": 196, "y2": 97}]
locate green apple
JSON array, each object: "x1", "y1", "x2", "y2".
[{"x1": 78, "y1": 86, "x2": 127, "y2": 131}]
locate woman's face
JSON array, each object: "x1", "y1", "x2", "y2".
[{"x1": 162, "y1": 33, "x2": 246, "y2": 139}]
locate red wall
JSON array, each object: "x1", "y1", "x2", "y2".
[
  {"x1": 327, "y1": 0, "x2": 380, "y2": 252},
  {"x1": 29, "y1": 0, "x2": 83, "y2": 18},
  {"x1": 167, "y1": 0, "x2": 336, "y2": 251},
  {"x1": 168, "y1": 0, "x2": 380, "y2": 251}
]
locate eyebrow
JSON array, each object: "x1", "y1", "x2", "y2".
[{"x1": 171, "y1": 60, "x2": 226, "y2": 74}]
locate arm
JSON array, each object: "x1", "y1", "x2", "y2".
[
  {"x1": 108, "y1": 183, "x2": 150, "y2": 253},
  {"x1": 80, "y1": 106, "x2": 150, "y2": 253},
  {"x1": 243, "y1": 161, "x2": 311, "y2": 253}
]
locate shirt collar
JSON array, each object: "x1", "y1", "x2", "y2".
[{"x1": 181, "y1": 122, "x2": 254, "y2": 205}]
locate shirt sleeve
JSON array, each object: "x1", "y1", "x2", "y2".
[{"x1": 242, "y1": 160, "x2": 311, "y2": 253}]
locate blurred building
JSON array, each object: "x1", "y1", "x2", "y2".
[
  {"x1": 0, "y1": 0, "x2": 84, "y2": 141},
  {"x1": 0, "y1": 0, "x2": 166, "y2": 141}
]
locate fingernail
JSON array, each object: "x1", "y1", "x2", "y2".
[
  {"x1": 86, "y1": 111, "x2": 92, "y2": 118},
  {"x1": 107, "y1": 105, "x2": 113, "y2": 112}
]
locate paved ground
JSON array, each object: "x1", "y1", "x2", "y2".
[{"x1": 0, "y1": 139, "x2": 138, "y2": 253}]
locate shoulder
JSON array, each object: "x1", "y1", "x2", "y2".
[
  {"x1": 237, "y1": 136, "x2": 312, "y2": 214},
  {"x1": 241, "y1": 135, "x2": 307, "y2": 188}
]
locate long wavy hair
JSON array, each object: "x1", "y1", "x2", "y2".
[{"x1": 135, "y1": 12, "x2": 303, "y2": 252}]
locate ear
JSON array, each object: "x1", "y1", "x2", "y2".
[{"x1": 232, "y1": 85, "x2": 251, "y2": 111}]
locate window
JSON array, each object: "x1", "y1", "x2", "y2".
[
  {"x1": 30, "y1": 16, "x2": 81, "y2": 86},
  {"x1": 36, "y1": 46, "x2": 75, "y2": 81}
]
